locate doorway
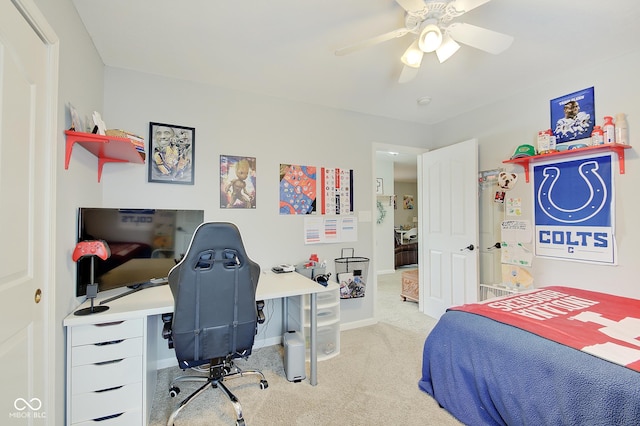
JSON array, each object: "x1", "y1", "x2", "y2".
[{"x1": 373, "y1": 144, "x2": 426, "y2": 327}]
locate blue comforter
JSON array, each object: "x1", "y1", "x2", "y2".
[{"x1": 419, "y1": 311, "x2": 640, "y2": 425}]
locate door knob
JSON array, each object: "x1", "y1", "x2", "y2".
[{"x1": 460, "y1": 244, "x2": 475, "y2": 251}]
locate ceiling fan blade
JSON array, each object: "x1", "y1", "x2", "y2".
[
  {"x1": 395, "y1": 0, "x2": 428, "y2": 14},
  {"x1": 398, "y1": 65, "x2": 420, "y2": 84},
  {"x1": 450, "y1": 0, "x2": 492, "y2": 13},
  {"x1": 335, "y1": 28, "x2": 409, "y2": 56},
  {"x1": 435, "y1": 34, "x2": 461, "y2": 63},
  {"x1": 447, "y1": 22, "x2": 513, "y2": 54}
]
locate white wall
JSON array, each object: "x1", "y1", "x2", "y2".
[
  {"x1": 375, "y1": 155, "x2": 395, "y2": 273},
  {"x1": 99, "y1": 67, "x2": 431, "y2": 335},
  {"x1": 32, "y1": 1, "x2": 105, "y2": 424},
  {"x1": 433, "y1": 49, "x2": 640, "y2": 299}
]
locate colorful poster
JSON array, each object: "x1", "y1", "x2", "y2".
[
  {"x1": 321, "y1": 167, "x2": 353, "y2": 215},
  {"x1": 220, "y1": 155, "x2": 256, "y2": 208},
  {"x1": 550, "y1": 87, "x2": 595, "y2": 145},
  {"x1": 279, "y1": 164, "x2": 317, "y2": 215},
  {"x1": 533, "y1": 154, "x2": 615, "y2": 264}
]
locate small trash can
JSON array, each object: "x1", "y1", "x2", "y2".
[
  {"x1": 334, "y1": 248, "x2": 369, "y2": 299},
  {"x1": 283, "y1": 331, "x2": 306, "y2": 383}
]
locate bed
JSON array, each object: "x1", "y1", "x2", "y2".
[{"x1": 419, "y1": 286, "x2": 640, "y2": 425}]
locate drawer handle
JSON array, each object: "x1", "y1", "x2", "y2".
[
  {"x1": 93, "y1": 412, "x2": 124, "y2": 422},
  {"x1": 94, "y1": 321, "x2": 125, "y2": 327},
  {"x1": 94, "y1": 385, "x2": 123, "y2": 393},
  {"x1": 94, "y1": 358, "x2": 124, "y2": 366},
  {"x1": 94, "y1": 339, "x2": 124, "y2": 346}
]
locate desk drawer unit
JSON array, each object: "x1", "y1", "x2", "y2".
[
  {"x1": 286, "y1": 288, "x2": 340, "y2": 361},
  {"x1": 67, "y1": 319, "x2": 144, "y2": 426}
]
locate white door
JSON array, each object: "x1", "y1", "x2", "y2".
[
  {"x1": 479, "y1": 175, "x2": 504, "y2": 287},
  {"x1": 0, "y1": 0, "x2": 56, "y2": 421},
  {"x1": 420, "y1": 139, "x2": 479, "y2": 319}
]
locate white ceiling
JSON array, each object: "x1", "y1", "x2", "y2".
[{"x1": 72, "y1": 0, "x2": 640, "y2": 126}]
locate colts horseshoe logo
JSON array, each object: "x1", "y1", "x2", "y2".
[{"x1": 537, "y1": 160, "x2": 607, "y2": 223}]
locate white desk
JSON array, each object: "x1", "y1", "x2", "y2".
[{"x1": 64, "y1": 271, "x2": 337, "y2": 425}]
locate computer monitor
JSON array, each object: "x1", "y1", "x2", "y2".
[{"x1": 76, "y1": 207, "x2": 204, "y2": 296}]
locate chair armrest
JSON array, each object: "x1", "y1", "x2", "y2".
[
  {"x1": 256, "y1": 300, "x2": 265, "y2": 324},
  {"x1": 161, "y1": 312, "x2": 174, "y2": 348}
]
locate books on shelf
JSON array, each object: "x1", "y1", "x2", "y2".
[
  {"x1": 106, "y1": 129, "x2": 145, "y2": 155},
  {"x1": 105, "y1": 128, "x2": 144, "y2": 142}
]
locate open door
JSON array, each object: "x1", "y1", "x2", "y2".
[{"x1": 419, "y1": 139, "x2": 479, "y2": 319}]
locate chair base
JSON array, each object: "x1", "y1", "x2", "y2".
[{"x1": 166, "y1": 358, "x2": 268, "y2": 426}]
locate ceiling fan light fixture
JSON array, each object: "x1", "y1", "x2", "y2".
[
  {"x1": 401, "y1": 40, "x2": 423, "y2": 68},
  {"x1": 418, "y1": 24, "x2": 442, "y2": 52},
  {"x1": 435, "y1": 34, "x2": 461, "y2": 63}
]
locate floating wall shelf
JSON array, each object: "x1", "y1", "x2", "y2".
[
  {"x1": 503, "y1": 143, "x2": 632, "y2": 182},
  {"x1": 64, "y1": 130, "x2": 145, "y2": 182}
]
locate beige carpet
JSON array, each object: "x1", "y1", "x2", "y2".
[{"x1": 149, "y1": 270, "x2": 462, "y2": 425}]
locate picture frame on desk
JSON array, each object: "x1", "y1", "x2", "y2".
[{"x1": 148, "y1": 122, "x2": 195, "y2": 185}]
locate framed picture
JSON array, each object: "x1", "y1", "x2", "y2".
[
  {"x1": 376, "y1": 178, "x2": 384, "y2": 195},
  {"x1": 403, "y1": 195, "x2": 414, "y2": 210},
  {"x1": 220, "y1": 155, "x2": 256, "y2": 208},
  {"x1": 148, "y1": 122, "x2": 195, "y2": 184},
  {"x1": 550, "y1": 87, "x2": 594, "y2": 145}
]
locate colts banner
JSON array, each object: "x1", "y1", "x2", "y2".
[{"x1": 533, "y1": 154, "x2": 615, "y2": 264}]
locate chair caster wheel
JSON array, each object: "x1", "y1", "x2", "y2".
[
  {"x1": 259, "y1": 380, "x2": 268, "y2": 389},
  {"x1": 169, "y1": 386, "x2": 180, "y2": 397},
  {"x1": 236, "y1": 419, "x2": 245, "y2": 426}
]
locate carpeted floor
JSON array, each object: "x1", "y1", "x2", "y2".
[{"x1": 149, "y1": 268, "x2": 461, "y2": 425}]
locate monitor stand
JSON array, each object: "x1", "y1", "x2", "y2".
[
  {"x1": 98, "y1": 277, "x2": 168, "y2": 306},
  {"x1": 74, "y1": 283, "x2": 109, "y2": 316}
]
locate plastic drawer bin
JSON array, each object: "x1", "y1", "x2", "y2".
[
  {"x1": 303, "y1": 303, "x2": 339, "y2": 325},
  {"x1": 304, "y1": 289, "x2": 339, "y2": 307},
  {"x1": 304, "y1": 322, "x2": 340, "y2": 360}
]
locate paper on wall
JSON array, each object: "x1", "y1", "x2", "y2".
[
  {"x1": 500, "y1": 241, "x2": 533, "y2": 267},
  {"x1": 501, "y1": 220, "x2": 532, "y2": 243}
]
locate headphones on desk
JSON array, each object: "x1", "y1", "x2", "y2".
[{"x1": 314, "y1": 273, "x2": 331, "y2": 287}]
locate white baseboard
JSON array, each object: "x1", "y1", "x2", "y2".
[{"x1": 340, "y1": 318, "x2": 377, "y2": 331}]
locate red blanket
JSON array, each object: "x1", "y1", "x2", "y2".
[{"x1": 449, "y1": 286, "x2": 640, "y2": 372}]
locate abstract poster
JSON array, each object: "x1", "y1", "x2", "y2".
[
  {"x1": 321, "y1": 167, "x2": 353, "y2": 215},
  {"x1": 220, "y1": 155, "x2": 256, "y2": 208},
  {"x1": 533, "y1": 154, "x2": 615, "y2": 264},
  {"x1": 279, "y1": 164, "x2": 317, "y2": 214}
]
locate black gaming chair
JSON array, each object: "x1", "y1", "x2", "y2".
[{"x1": 162, "y1": 222, "x2": 267, "y2": 426}]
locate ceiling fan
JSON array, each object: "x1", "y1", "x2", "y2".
[{"x1": 335, "y1": 0, "x2": 514, "y2": 83}]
